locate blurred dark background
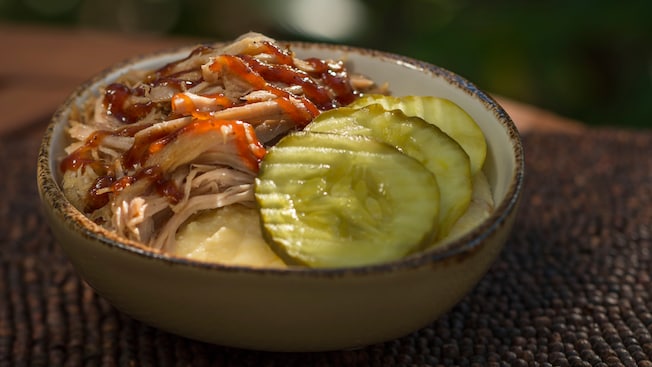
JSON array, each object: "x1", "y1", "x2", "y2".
[{"x1": 2, "y1": 0, "x2": 650, "y2": 128}]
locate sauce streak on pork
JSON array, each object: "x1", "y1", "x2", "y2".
[{"x1": 59, "y1": 32, "x2": 382, "y2": 250}]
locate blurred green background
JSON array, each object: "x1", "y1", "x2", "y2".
[{"x1": 2, "y1": 0, "x2": 650, "y2": 127}]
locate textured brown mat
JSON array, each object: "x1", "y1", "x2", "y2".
[{"x1": 1, "y1": 124, "x2": 651, "y2": 366}]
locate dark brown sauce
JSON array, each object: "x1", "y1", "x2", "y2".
[
  {"x1": 123, "y1": 125, "x2": 173, "y2": 169},
  {"x1": 137, "y1": 166, "x2": 183, "y2": 204},
  {"x1": 63, "y1": 41, "x2": 364, "y2": 215},
  {"x1": 60, "y1": 131, "x2": 110, "y2": 174},
  {"x1": 104, "y1": 83, "x2": 155, "y2": 124},
  {"x1": 258, "y1": 41, "x2": 295, "y2": 65},
  {"x1": 242, "y1": 55, "x2": 333, "y2": 109},
  {"x1": 85, "y1": 165, "x2": 183, "y2": 213},
  {"x1": 305, "y1": 58, "x2": 357, "y2": 106},
  {"x1": 60, "y1": 123, "x2": 154, "y2": 174},
  {"x1": 206, "y1": 54, "x2": 319, "y2": 126},
  {"x1": 104, "y1": 63, "x2": 204, "y2": 125},
  {"x1": 86, "y1": 175, "x2": 116, "y2": 212},
  {"x1": 252, "y1": 42, "x2": 356, "y2": 107}
]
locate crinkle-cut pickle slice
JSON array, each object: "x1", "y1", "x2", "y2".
[
  {"x1": 255, "y1": 132, "x2": 440, "y2": 268},
  {"x1": 349, "y1": 95, "x2": 487, "y2": 175},
  {"x1": 306, "y1": 104, "x2": 472, "y2": 238}
]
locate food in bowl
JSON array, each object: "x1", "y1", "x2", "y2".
[
  {"x1": 39, "y1": 34, "x2": 523, "y2": 351},
  {"x1": 58, "y1": 32, "x2": 493, "y2": 268}
]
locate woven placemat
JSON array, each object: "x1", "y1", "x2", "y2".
[{"x1": 1, "y1": 124, "x2": 651, "y2": 366}]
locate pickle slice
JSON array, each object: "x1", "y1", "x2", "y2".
[
  {"x1": 306, "y1": 104, "x2": 472, "y2": 238},
  {"x1": 255, "y1": 132, "x2": 440, "y2": 268},
  {"x1": 349, "y1": 95, "x2": 487, "y2": 175},
  {"x1": 436, "y1": 171, "x2": 494, "y2": 246}
]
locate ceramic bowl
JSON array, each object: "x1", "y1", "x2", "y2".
[{"x1": 37, "y1": 41, "x2": 524, "y2": 352}]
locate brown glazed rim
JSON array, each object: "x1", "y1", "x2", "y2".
[{"x1": 37, "y1": 40, "x2": 525, "y2": 278}]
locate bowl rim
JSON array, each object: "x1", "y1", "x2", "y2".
[{"x1": 37, "y1": 40, "x2": 524, "y2": 278}]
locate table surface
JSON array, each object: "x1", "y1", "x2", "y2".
[{"x1": 3, "y1": 23, "x2": 652, "y2": 367}]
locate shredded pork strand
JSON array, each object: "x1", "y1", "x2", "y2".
[{"x1": 60, "y1": 32, "x2": 383, "y2": 252}]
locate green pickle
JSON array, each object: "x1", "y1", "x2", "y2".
[
  {"x1": 349, "y1": 95, "x2": 487, "y2": 175},
  {"x1": 255, "y1": 96, "x2": 486, "y2": 268},
  {"x1": 306, "y1": 104, "x2": 472, "y2": 238},
  {"x1": 255, "y1": 132, "x2": 441, "y2": 268}
]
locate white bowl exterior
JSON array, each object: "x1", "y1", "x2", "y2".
[
  {"x1": 39, "y1": 44, "x2": 523, "y2": 351},
  {"x1": 42, "y1": 202, "x2": 514, "y2": 351}
]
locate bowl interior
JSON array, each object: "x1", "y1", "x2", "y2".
[{"x1": 43, "y1": 42, "x2": 523, "y2": 271}]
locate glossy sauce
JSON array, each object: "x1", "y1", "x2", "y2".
[
  {"x1": 138, "y1": 166, "x2": 184, "y2": 204},
  {"x1": 305, "y1": 58, "x2": 357, "y2": 106},
  {"x1": 123, "y1": 125, "x2": 174, "y2": 169},
  {"x1": 62, "y1": 41, "x2": 363, "y2": 214},
  {"x1": 258, "y1": 40, "x2": 357, "y2": 106},
  {"x1": 104, "y1": 83, "x2": 154, "y2": 124},
  {"x1": 203, "y1": 40, "x2": 357, "y2": 126},
  {"x1": 86, "y1": 175, "x2": 115, "y2": 212},
  {"x1": 60, "y1": 131, "x2": 110, "y2": 174},
  {"x1": 171, "y1": 92, "x2": 235, "y2": 116},
  {"x1": 85, "y1": 166, "x2": 184, "y2": 213},
  {"x1": 180, "y1": 118, "x2": 266, "y2": 173}
]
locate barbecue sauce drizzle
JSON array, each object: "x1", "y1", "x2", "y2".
[{"x1": 61, "y1": 40, "x2": 362, "y2": 214}]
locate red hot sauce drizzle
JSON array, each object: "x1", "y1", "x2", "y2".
[
  {"x1": 205, "y1": 54, "x2": 318, "y2": 127},
  {"x1": 62, "y1": 41, "x2": 365, "y2": 215}
]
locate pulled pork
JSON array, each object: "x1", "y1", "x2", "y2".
[{"x1": 60, "y1": 32, "x2": 385, "y2": 252}]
